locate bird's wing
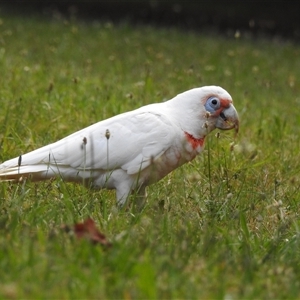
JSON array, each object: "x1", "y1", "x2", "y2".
[{"x1": 1, "y1": 109, "x2": 176, "y2": 176}]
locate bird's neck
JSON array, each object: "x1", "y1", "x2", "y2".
[
  {"x1": 184, "y1": 131, "x2": 205, "y2": 150},
  {"x1": 165, "y1": 102, "x2": 208, "y2": 138}
]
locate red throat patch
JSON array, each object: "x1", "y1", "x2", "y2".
[{"x1": 184, "y1": 132, "x2": 205, "y2": 149}]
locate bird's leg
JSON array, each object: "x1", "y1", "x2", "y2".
[
  {"x1": 116, "y1": 193, "x2": 129, "y2": 209},
  {"x1": 116, "y1": 184, "x2": 132, "y2": 209},
  {"x1": 116, "y1": 183, "x2": 147, "y2": 212},
  {"x1": 132, "y1": 185, "x2": 147, "y2": 212}
]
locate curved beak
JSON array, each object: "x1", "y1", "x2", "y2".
[{"x1": 216, "y1": 104, "x2": 239, "y2": 134}]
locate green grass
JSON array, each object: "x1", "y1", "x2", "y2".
[{"x1": 1, "y1": 12, "x2": 300, "y2": 299}]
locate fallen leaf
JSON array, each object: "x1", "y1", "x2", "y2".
[{"x1": 64, "y1": 218, "x2": 112, "y2": 247}]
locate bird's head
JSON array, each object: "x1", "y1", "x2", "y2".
[
  {"x1": 170, "y1": 85, "x2": 239, "y2": 138},
  {"x1": 202, "y1": 86, "x2": 239, "y2": 134}
]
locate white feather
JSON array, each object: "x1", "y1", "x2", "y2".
[{"x1": 0, "y1": 86, "x2": 239, "y2": 207}]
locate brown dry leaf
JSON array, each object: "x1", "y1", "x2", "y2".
[{"x1": 70, "y1": 218, "x2": 112, "y2": 247}]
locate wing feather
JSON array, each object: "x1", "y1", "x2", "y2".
[{"x1": 0, "y1": 107, "x2": 176, "y2": 177}]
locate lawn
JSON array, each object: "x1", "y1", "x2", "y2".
[{"x1": 1, "y1": 11, "x2": 300, "y2": 299}]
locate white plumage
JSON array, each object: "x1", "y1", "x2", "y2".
[{"x1": 0, "y1": 86, "x2": 239, "y2": 207}]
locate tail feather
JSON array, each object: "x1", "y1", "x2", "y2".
[
  {"x1": 0, "y1": 164, "x2": 53, "y2": 182},
  {"x1": 0, "y1": 162, "x2": 102, "y2": 185}
]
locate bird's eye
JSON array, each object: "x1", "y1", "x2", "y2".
[{"x1": 205, "y1": 96, "x2": 221, "y2": 113}]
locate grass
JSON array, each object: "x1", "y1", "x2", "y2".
[{"x1": 1, "y1": 11, "x2": 300, "y2": 299}]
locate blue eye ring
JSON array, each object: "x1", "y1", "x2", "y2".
[{"x1": 205, "y1": 96, "x2": 221, "y2": 113}]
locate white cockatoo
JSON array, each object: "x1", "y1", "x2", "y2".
[{"x1": 0, "y1": 86, "x2": 239, "y2": 207}]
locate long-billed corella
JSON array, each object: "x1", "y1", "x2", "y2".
[{"x1": 0, "y1": 86, "x2": 239, "y2": 208}]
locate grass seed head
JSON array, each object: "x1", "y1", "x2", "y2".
[
  {"x1": 205, "y1": 111, "x2": 211, "y2": 118},
  {"x1": 105, "y1": 129, "x2": 111, "y2": 140},
  {"x1": 18, "y1": 155, "x2": 22, "y2": 167}
]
